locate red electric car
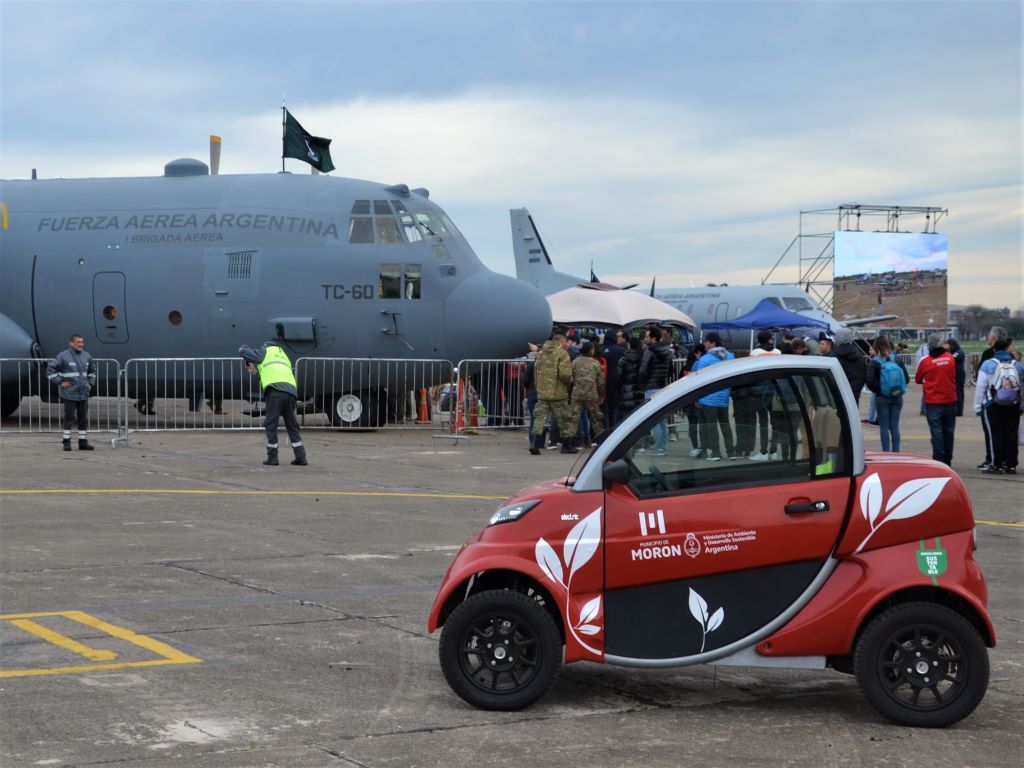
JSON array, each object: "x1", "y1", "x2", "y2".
[{"x1": 429, "y1": 356, "x2": 993, "y2": 727}]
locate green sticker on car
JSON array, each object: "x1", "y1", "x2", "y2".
[{"x1": 917, "y1": 537, "x2": 947, "y2": 585}]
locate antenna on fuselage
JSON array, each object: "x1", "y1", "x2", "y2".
[{"x1": 210, "y1": 135, "x2": 221, "y2": 175}]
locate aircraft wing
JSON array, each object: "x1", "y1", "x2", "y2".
[{"x1": 841, "y1": 314, "x2": 899, "y2": 327}]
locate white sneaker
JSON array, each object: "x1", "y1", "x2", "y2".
[
  {"x1": 705, "y1": 454, "x2": 722, "y2": 462},
  {"x1": 689, "y1": 448, "x2": 703, "y2": 457},
  {"x1": 650, "y1": 449, "x2": 668, "y2": 456},
  {"x1": 669, "y1": 433, "x2": 679, "y2": 442},
  {"x1": 749, "y1": 452, "x2": 770, "y2": 462},
  {"x1": 635, "y1": 447, "x2": 647, "y2": 454},
  {"x1": 768, "y1": 452, "x2": 780, "y2": 460}
]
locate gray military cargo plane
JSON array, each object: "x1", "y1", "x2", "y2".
[{"x1": 0, "y1": 159, "x2": 552, "y2": 423}]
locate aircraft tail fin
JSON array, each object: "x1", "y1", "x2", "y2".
[{"x1": 509, "y1": 207, "x2": 582, "y2": 296}]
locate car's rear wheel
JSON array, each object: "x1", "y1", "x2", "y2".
[
  {"x1": 854, "y1": 602, "x2": 988, "y2": 727},
  {"x1": 439, "y1": 589, "x2": 562, "y2": 711}
]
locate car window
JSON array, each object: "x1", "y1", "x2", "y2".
[{"x1": 615, "y1": 371, "x2": 850, "y2": 498}]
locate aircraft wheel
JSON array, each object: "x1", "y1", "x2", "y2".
[
  {"x1": 439, "y1": 590, "x2": 562, "y2": 711},
  {"x1": 327, "y1": 390, "x2": 385, "y2": 429},
  {"x1": 854, "y1": 602, "x2": 988, "y2": 727},
  {"x1": 1, "y1": 389, "x2": 21, "y2": 419},
  {"x1": 330, "y1": 393, "x2": 364, "y2": 427}
]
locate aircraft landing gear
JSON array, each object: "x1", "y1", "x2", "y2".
[
  {"x1": 1, "y1": 389, "x2": 21, "y2": 419},
  {"x1": 327, "y1": 389, "x2": 385, "y2": 429}
]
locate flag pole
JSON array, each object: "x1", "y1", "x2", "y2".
[{"x1": 281, "y1": 99, "x2": 286, "y2": 173}]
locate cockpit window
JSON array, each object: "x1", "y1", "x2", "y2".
[
  {"x1": 404, "y1": 264, "x2": 422, "y2": 299},
  {"x1": 401, "y1": 215, "x2": 424, "y2": 243},
  {"x1": 783, "y1": 297, "x2": 815, "y2": 311},
  {"x1": 766, "y1": 297, "x2": 783, "y2": 308},
  {"x1": 376, "y1": 217, "x2": 403, "y2": 245},
  {"x1": 379, "y1": 263, "x2": 422, "y2": 300},
  {"x1": 347, "y1": 201, "x2": 461, "y2": 245},
  {"x1": 380, "y1": 263, "x2": 401, "y2": 298},
  {"x1": 348, "y1": 217, "x2": 374, "y2": 244}
]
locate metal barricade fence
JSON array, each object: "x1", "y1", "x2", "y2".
[
  {"x1": 294, "y1": 357, "x2": 455, "y2": 429},
  {"x1": 0, "y1": 358, "x2": 122, "y2": 436},
  {"x1": 452, "y1": 359, "x2": 531, "y2": 432},
  {"x1": 3, "y1": 356, "x2": 471, "y2": 438},
  {"x1": 121, "y1": 358, "x2": 263, "y2": 436}
]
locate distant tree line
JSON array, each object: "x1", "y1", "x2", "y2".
[{"x1": 952, "y1": 305, "x2": 1024, "y2": 339}]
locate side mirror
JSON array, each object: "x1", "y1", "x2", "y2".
[{"x1": 602, "y1": 459, "x2": 630, "y2": 489}]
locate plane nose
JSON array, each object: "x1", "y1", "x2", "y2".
[{"x1": 443, "y1": 270, "x2": 552, "y2": 361}]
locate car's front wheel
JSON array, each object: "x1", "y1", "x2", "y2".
[
  {"x1": 854, "y1": 602, "x2": 989, "y2": 727},
  {"x1": 439, "y1": 589, "x2": 562, "y2": 711}
]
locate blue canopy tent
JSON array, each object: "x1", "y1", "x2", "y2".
[{"x1": 703, "y1": 299, "x2": 830, "y2": 348}]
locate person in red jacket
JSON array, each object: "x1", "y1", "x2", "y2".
[{"x1": 915, "y1": 333, "x2": 958, "y2": 465}]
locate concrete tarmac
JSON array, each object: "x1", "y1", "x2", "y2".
[{"x1": 1, "y1": 396, "x2": 1021, "y2": 767}]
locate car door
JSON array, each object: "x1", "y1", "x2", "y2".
[{"x1": 602, "y1": 369, "x2": 853, "y2": 662}]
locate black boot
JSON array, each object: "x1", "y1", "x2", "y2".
[
  {"x1": 560, "y1": 439, "x2": 580, "y2": 454},
  {"x1": 63, "y1": 439, "x2": 72, "y2": 452},
  {"x1": 529, "y1": 434, "x2": 542, "y2": 455},
  {"x1": 263, "y1": 449, "x2": 279, "y2": 466},
  {"x1": 78, "y1": 439, "x2": 94, "y2": 451}
]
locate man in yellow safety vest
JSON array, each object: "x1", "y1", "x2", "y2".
[{"x1": 240, "y1": 342, "x2": 308, "y2": 466}]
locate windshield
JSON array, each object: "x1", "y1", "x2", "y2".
[{"x1": 783, "y1": 296, "x2": 815, "y2": 312}]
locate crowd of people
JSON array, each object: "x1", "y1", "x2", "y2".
[
  {"x1": 518, "y1": 323, "x2": 1022, "y2": 475},
  {"x1": 43, "y1": 323, "x2": 1021, "y2": 475}
]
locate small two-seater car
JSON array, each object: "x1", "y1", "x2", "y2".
[{"x1": 429, "y1": 356, "x2": 993, "y2": 727}]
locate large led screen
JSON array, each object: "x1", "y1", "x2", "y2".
[{"x1": 832, "y1": 231, "x2": 948, "y2": 329}]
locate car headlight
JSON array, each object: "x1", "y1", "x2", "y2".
[{"x1": 488, "y1": 499, "x2": 541, "y2": 526}]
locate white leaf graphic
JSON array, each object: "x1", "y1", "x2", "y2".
[
  {"x1": 578, "y1": 596, "x2": 601, "y2": 626},
  {"x1": 535, "y1": 538, "x2": 564, "y2": 587},
  {"x1": 883, "y1": 478, "x2": 951, "y2": 523},
  {"x1": 688, "y1": 588, "x2": 709, "y2": 626},
  {"x1": 577, "y1": 624, "x2": 601, "y2": 635},
  {"x1": 563, "y1": 508, "x2": 602, "y2": 578},
  {"x1": 707, "y1": 607, "x2": 724, "y2": 633},
  {"x1": 860, "y1": 473, "x2": 883, "y2": 526}
]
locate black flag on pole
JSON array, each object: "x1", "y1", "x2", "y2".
[{"x1": 282, "y1": 109, "x2": 335, "y2": 173}]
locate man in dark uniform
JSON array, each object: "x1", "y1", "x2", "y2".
[{"x1": 47, "y1": 333, "x2": 96, "y2": 451}]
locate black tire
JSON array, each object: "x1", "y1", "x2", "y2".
[
  {"x1": 326, "y1": 389, "x2": 384, "y2": 428},
  {"x1": 1, "y1": 388, "x2": 21, "y2": 419},
  {"x1": 439, "y1": 589, "x2": 562, "y2": 711},
  {"x1": 854, "y1": 602, "x2": 989, "y2": 727}
]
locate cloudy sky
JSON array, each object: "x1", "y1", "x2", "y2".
[{"x1": 2, "y1": 0, "x2": 1020, "y2": 308}]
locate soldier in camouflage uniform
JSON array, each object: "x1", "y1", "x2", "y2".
[
  {"x1": 529, "y1": 332, "x2": 577, "y2": 455},
  {"x1": 570, "y1": 341, "x2": 606, "y2": 447}
]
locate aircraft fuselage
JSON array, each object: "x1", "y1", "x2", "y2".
[{"x1": 0, "y1": 169, "x2": 550, "y2": 365}]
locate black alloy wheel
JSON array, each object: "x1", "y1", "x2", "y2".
[
  {"x1": 439, "y1": 589, "x2": 562, "y2": 711},
  {"x1": 854, "y1": 602, "x2": 989, "y2": 727}
]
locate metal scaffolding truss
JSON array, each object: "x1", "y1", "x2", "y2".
[{"x1": 762, "y1": 204, "x2": 947, "y2": 313}]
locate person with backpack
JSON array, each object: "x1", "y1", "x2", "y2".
[
  {"x1": 973, "y1": 338, "x2": 1023, "y2": 474},
  {"x1": 866, "y1": 335, "x2": 909, "y2": 452}
]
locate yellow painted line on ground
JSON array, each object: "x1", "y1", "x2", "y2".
[
  {"x1": 0, "y1": 610, "x2": 201, "y2": 679},
  {"x1": 0, "y1": 488, "x2": 506, "y2": 500},
  {"x1": 975, "y1": 519, "x2": 1024, "y2": 529},
  {"x1": 7, "y1": 619, "x2": 117, "y2": 661}
]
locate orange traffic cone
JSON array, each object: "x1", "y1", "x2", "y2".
[{"x1": 415, "y1": 387, "x2": 430, "y2": 424}]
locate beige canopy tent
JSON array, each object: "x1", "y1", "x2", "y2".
[{"x1": 546, "y1": 285, "x2": 695, "y2": 330}]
